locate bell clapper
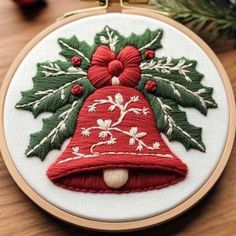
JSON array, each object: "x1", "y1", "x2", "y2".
[{"x1": 103, "y1": 168, "x2": 129, "y2": 189}]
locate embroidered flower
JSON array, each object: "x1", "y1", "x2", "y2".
[
  {"x1": 81, "y1": 128, "x2": 90, "y2": 137},
  {"x1": 88, "y1": 45, "x2": 142, "y2": 88},
  {"x1": 97, "y1": 119, "x2": 112, "y2": 130},
  {"x1": 99, "y1": 131, "x2": 109, "y2": 139},
  {"x1": 130, "y1": 96, "x2": 139, "y2": 102},
  {"x1": 128, "y1": 127, "x2": 147, "y2": 147},
  {"x1": 107, "y1": 137, "x2": 117, "y2": 145},
  {"x1": 114, "y1": 93, "x2": 123, "y2": 105},
  {"x1": 72, "y1": 146, "x2": 80, "y2": 155},
  {"x1": 152, "y1": 142, "x2": 160, "y2": 150},
  {"x1": 142, "y1": 107, "x2": 149, "y2": 115},
  {"x1": 88, "y1": 105, "x2": 96, "y2": 112}
]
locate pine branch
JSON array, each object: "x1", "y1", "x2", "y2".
[{"x1": 155, "y1": 0, "x2": 236, "y2": 41}]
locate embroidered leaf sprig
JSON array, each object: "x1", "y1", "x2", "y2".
[
  {"x1": 25, "y1": 80, "x2": 94, "y2": 160},
  {"x1": 138, "y1": 56, "x2": 217, "y2": 152},
  {"x1": 140, "y1": 57, "x2": 217, "y2": 115},
  {"x1": 143, "y1": 91, "x2": 205, "y2": 151},
  {"x1": 26, "y1": 102, "x2": 80, "y2": 160},
  {"x1": 16, "y1": 61, "x2": 88, "y2": 117},
  {"x1": 124, "y1": 28, "x2": 163, "y2": 53},
  {"x1": 16, "y1": 61, "x2": 94, "y2": 160},
  {"x1": 58, "y1": 36, "x2": 92, "y2": 69}
]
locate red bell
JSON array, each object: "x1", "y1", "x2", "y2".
[{"x1": 47, "y1": 86, "x2": 187, "y2": 193}]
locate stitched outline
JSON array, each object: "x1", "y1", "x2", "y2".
[{"x1": 58, "y1": 151, "x2": 173, "y2": 164}]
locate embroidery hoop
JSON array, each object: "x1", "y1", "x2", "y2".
[{"x1": 0, "y1": 0, "x2": 235, "y2": 231}]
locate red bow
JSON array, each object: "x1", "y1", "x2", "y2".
[{"x1": 88, "y1": 45, "x2": 141, "y2": 88}]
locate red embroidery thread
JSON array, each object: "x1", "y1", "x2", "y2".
[
  {"x1": 88, "y1": 45, "x2": 141, "y2": 88},
  {"x1": 145, "y1": 80, "x2": 157, "y2": 92},
  {"x1": 71, "y1": 84, "x2": 84, "y2": 96},
  {"x1": 71, "y1": 56, "x2": 82, "y2": 66},
  {"x1": 47, "y1": 87, "x2": 188, "y2": 193},
  {"x1": 144, "y1": 49, "x2": 155, "y2": 59}
]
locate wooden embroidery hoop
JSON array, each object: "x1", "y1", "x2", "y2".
[{"x1": 0, "y1": 0, "x2": 235, "y2": 231}]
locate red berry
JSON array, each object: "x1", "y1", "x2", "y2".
[
  {"x1": 71, "y1": 56, "x2": 82, "y2": 66},
  {"x1": 144, "y1": 49, "x2": 155, "y2": 59},
  {"x1": 71, "y1": 84, "x2": 84, "y2": 96},
  {"x1": 145, "y1": 80, "x2": 156, "y2": 92}
]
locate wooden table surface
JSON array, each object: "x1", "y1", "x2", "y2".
[{"x1": 0, "y1": 1, "x2": 236, "y2": 235}]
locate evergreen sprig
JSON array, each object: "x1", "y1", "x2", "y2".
[{"x1": 155, "y1": 0, "x2": 236, "y2": 42}]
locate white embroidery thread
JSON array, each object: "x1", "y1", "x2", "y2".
[{"x1": 58, "y1": 148, "x2": 173, "y2": 164}]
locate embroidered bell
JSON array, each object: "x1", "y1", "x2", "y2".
[{"x1": 47, "y1": 86, "x2": 188, "y2": 193}]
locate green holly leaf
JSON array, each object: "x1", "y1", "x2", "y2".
[
  {"x1": 15, "y1": 61, "x2": 92, "y2": 117},
  {"x1": 25, "y1": 99, "x2": 85, "y2": 160},
  {"x1": 140, "y1": 57, "x2": 217, "y2": 115},
  {"x1": 94, "y1": 27, "x2": 163, "y2": 54},
  {"x1": 143, "y1": 92, "x2": 205, "y2": 152},
  {"x1": 94, "y1": 26, "x2": 125, "y2": 54},
  {"x1": 124, "y1": 28, "x2": 163, "y2": 52},
  {"x1": 58, "y1": 36, "x2": 92, "y2": 69}
]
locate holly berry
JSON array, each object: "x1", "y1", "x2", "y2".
[
  {"x1": 145, "y1": 80, "x2": 157, "y2": 92},
  {"x1": 144, "y1": 49, "x2": 155, "y2": 59},
  {"x1": 71, "y1": 84, "x2": 84, "y2": 96},
  {"x1": 71, "y1": 56, "x2": 82, "y2": 66}
]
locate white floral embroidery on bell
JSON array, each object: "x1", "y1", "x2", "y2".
[{"x1": 80, "y1": 93, "x2": 160, "y2": 154}]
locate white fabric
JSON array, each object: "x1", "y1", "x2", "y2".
[{"x1": 4, "y1": 13, "x2": 229, "y2": 221}]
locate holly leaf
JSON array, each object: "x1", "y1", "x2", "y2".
[
  {"x1": 124, "y1": 28, "x2": 163, "y2": 53},
  {"x1": 94, "y1": 26, "x2": 125, "y2": 54},
  {"x1": 58, "y1": 36, "x2": 92, "y2": 69},
  {"x1": 140, "y1": 57, "x2": 217, "y2": 115},
  {"x1": 25, "y1": 100, "x2": 84, "y2": 160},
  {"x1": 15, "y1": 61, "x2": 93, "y2": 117},
  {"x1": 143, "y1": 92, "x2": 205, "y2": 152},
  {"x1": 94, "y1": 27, "x2": 163, "y2": 54}
]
